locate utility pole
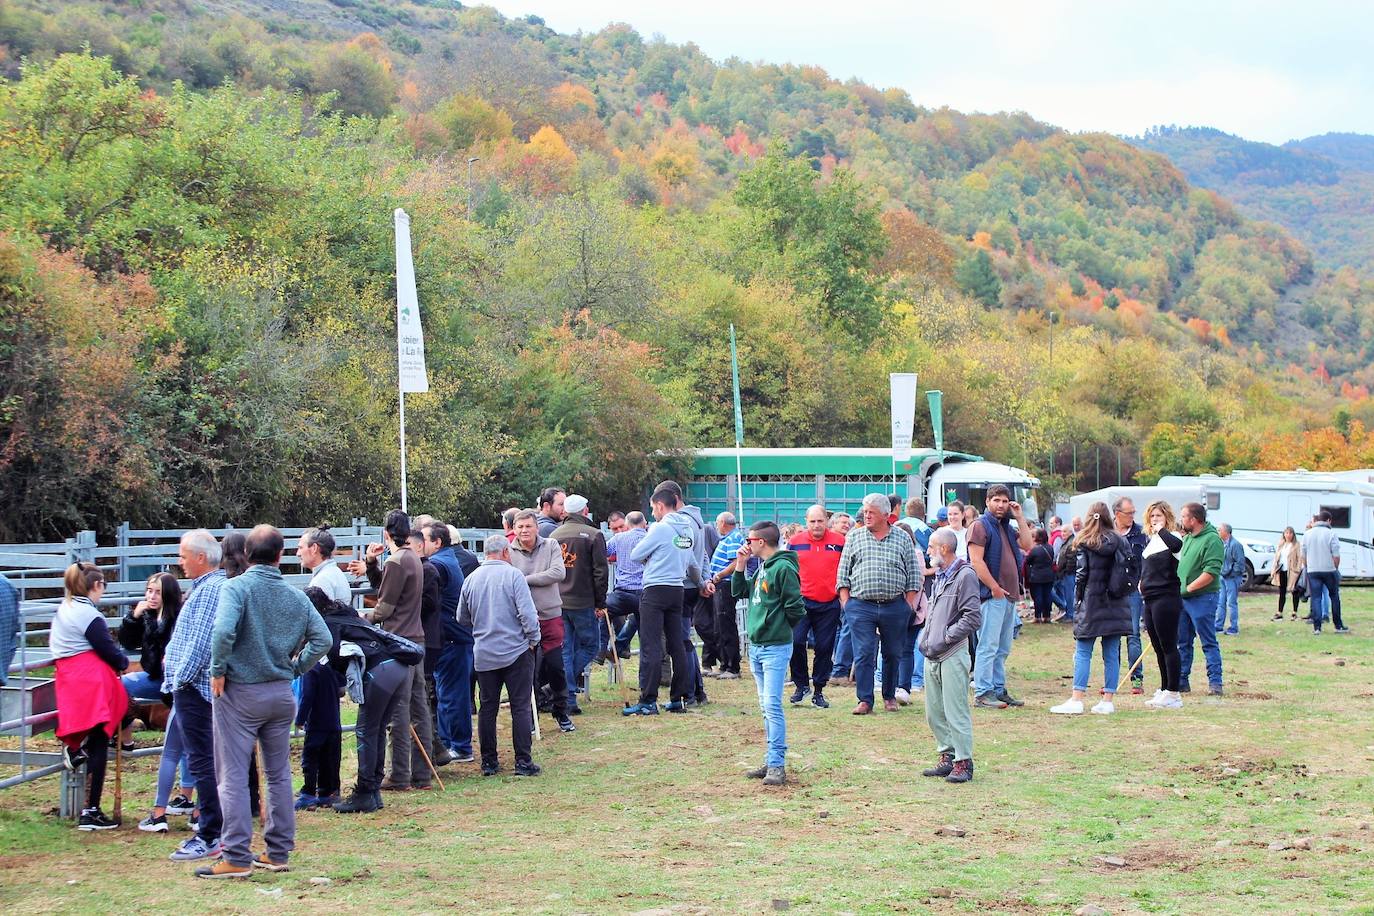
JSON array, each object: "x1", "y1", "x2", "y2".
[{"x1": 464, "y1": 156, "x2": 480, "y2": 221}]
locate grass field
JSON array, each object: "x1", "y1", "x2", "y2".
[{"x1": 2, "y1": 588, "x2": 1372, "y2": 915}]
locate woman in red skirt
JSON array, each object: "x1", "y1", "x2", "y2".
[{"x1": 49, "y1": 563, "x2": 129, "y2": 830}]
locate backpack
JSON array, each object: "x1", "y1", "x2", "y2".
[{"x1": 1106, "y1": 534, "x2": 1132, "y2": 600}]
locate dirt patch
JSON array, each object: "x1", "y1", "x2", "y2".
[
  {"x1": 1088, "y1": 841, "x2": 1199, "y2": 873},
  {"x1": 1231, "y1": 691, "x2": 1275, "y2": 700}
]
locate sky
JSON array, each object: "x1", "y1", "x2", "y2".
[{"x1": 481, "y1": 0, "x2": 1373, "y2": 144}]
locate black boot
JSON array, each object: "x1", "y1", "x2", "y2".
[
  {"x1": 333, "y1": 790, "x2": 381, "y2": 814},
  {"x1": 945, "y1": 759, "x2": 974, "y2": 783},
  {"x1": 922, "y1": 753, "x2": 955, "y2": 777}
]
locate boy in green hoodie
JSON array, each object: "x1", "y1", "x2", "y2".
[{"x1": 731, "y1": 521, "x2": 805, "y2": 786}]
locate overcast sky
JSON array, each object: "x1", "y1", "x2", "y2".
[{"x1": 482, "y1": 0, "x2": 1372, "y2": 144}]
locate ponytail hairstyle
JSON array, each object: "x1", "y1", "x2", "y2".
[
  {"x1": 1077, "y1": 501, "x2": 1111, "y2": 550},
  {"x1": 63, "y1": 562, "x2": 105, "y2": 600}
]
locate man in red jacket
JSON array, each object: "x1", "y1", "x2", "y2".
[{"x1": 785, "y1": 505, "x2": 847, "y2": 709}]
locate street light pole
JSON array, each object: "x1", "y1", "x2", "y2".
[{"x1": 466, "y1": 156, "x2": 480, "y2": 220}]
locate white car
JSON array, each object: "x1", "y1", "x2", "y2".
[{"x1": 1239, "y1": 539, "x2": 1275, "y2": 590}]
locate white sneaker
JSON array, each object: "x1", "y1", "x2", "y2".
[
  {"x1": 1144, "y1": 689, "x2": 1164, "y2": 708},
  {"x1": 1050, "y1": 698, "x2": 1084, "y2": 715},
  {"x1": 894, "y1": 688, "x2": 912, "y2": 706},
  {"x1": 1091, "y1": 699, "x2": 1115, "y2": 715},
  {"x1": 1156, "y1": 691, "x2": 1183, "y2": 709}
]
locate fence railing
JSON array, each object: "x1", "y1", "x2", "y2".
[{"x1": 1, "y1": 520, "x2": 500, "y2": 805}]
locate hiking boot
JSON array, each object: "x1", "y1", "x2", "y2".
[
  {"x1": 138, "y1": 812, "x2": 169, "y2": 832},
  {"x1": 332, "y1": 791, "x2": 381, "y2": 814},
  {"x1": 851, "y1": 701, "x2": 872, "y2": 716},
  {"x1": 77, "y1": 808, "x2": 118, "y2": 831},
  {"x1": 514, "y1": 762, "x2": 542, "y2": 777},
  {"x1": 922, "y1": 753, "x2": 955, "y2": 777},
  {"x1": 762, "y1": 766, "x2": 787, "y2": 786},
  {"x1": 170, "y1": 836, "x2": 221, "y2": 861},
  {"x1": 975, "y1": 693, "x2": 1008, "y2": 709},
  {"x1": 1207, "y1": 685, "x2": 1224, "y2": 697},
  {"x1": 744, "y1": 764, "x2": 768, "y2": 779},
  {"x1": 789, "y1": 686, "x2": 811, "y2": 705},
  {"x1": 62, "y1": 744, "x2": 87, "y2": 771},
  {"x1": 293, "y1": 792, "x2": 320, "y2": 812},
  {"x1": 166, "y1": 794, "x2": 195, "y2": 816},
  {"x1": 555, "y1": 714, "x2": 576, "y2": 733},
  {"x1": 883, "y1": 698, "x2": 899, "y2": 712},
  {"x1": 622, "y1": 702, "x2": 659, "y2": 716},
  {"x1": 811, "y1": 691, "x2": 830, "y2": 709},
  {"x1": 252, "y1": 852, "x2": 289, "y2": 872},
  {"x1": 945, "y1": 759, "x2": 974, "y2": 784},
  {"x1": 195, "y1": 860, "x2": 252, "y2": 879},
  {"x1": 996, "y1": 689, "x2": 1025, "y2": 707}
]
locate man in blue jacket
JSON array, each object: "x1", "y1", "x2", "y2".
[
  {"x1": 1216, "y1": 524, "x2": 1245, "y2": 635},
  {"x1": 424, "y1": 524, "x2": 471, "y2": 764}
]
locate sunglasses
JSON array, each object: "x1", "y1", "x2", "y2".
[{"x1": 744, "y1": 537, "x2": 764, "y2": 543}]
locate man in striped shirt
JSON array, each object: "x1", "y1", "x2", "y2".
[{"x1": 836, "y1": 494, "x2": 921, "y2": 715}]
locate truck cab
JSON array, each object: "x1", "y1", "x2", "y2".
[{"x1": 924, "y1": 460, "x2": 1041, "y2": 521}]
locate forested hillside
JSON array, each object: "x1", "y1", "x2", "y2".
[{"x1": 1, "y1": 0, "x2": 1370, "y2": 538}]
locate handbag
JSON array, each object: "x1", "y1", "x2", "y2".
[{"x1": 1291, "y1": 569, "x2": 1308, "y2": 603}]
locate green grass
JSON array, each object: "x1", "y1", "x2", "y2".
[{"x1": 3, "y1": 589, "x2": 1373, "y2": 914}]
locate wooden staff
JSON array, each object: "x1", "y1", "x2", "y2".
[
  {"x1": 1114, "y1": 653, "x2": 1146, "y2": 695},
  {"x1": 408, "y1": 724, "x2": 445, "y2": 791},
  {"x1": 113, "y1": 737, "x2": 123, "y2": 823}
]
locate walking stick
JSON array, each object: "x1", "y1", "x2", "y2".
[
  {"x1": 1114, "y1": 653, "x2": 1146, "y2": 695},
  {"x1": 531, "y1": 645, "x2": 544, "y2": 741},
  {"x1": 113, "y1": 737, "x2": 123, "y2": 823},
  {"x1": 605, "y1": 613, "x2": 631, "y2": 709},
  {"x1": 408, "y1": 724, "x2": 445, "y2": 791}
]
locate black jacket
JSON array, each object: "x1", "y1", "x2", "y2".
[
  {"x1": 118, "y1": 607, "x2": 173, "y2": 682},
  {"x1": 321, "y1": 603, "x2": 401, "y2": 673},
  {"x1": 1140, "y1": 529, "x2": 1184, "y2": 598},
  {"x1": 550, "y1": 514, "x2": 609, "y2": 609},
  {"x1": 1024, "y1": 544, "x2": 1057, "y2": 584},
  {"x1": 1074, "y1": 532, "x2": 1133, "y2": 639}
]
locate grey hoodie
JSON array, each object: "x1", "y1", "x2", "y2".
[
  {"x1": 678, "y1": 504, "x2": 707, "y2": 589},
  {"x1": 631, "y1": 509, "x2": 703, "y2": 589}
]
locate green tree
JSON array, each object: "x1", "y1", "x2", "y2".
[{"x1": 955, "y1": 248, "x2": 1001, "y2": 306}]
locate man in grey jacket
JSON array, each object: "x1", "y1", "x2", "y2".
[
  {"x1": 199, "y1": 525, "x2": 331, "y2": 878},
  {"x1": 460, "y1": 535, "x2": 542, "y2": 776},
  {"x1": 507, "y1": 509, "x2": 574, "y2": 732},
  {"x1": 917, "y1": 528, "x2": 982, "y2": 785}
]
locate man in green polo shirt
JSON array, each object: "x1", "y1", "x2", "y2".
[{"x1": 1177, "y1": 502, "x2": 1224, "y2": 696}]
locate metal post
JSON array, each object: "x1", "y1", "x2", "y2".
[
  {"x1": 17, "y1": 602, "x2": 24, "y2": 777},
  {"x1": 1117, "y1": 447, "x2": 1122, "y2": 486},
  {"x1": 399, "y1": 391, "x2": 408, "y2": 513},
  {"x1": 116, "y1": 521, "x2": 130, "y2": 584},
  {"x1": 466, "y1": 156, "x2": 480, "y2": 220}
]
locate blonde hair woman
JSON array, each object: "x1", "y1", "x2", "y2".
[
  {"x1": 1139, "y1": 501, "x2": 1186, "y2": 708},
  {"x1": 1271, "y1": 527, "x2": 1302, "y2": 621},
  {"x1": 1050, "y1": 502, "x2": 1132, "y2": 715}
]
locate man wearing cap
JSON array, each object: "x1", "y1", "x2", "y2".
[{"x1": 550, "y1": 495, "x2": 608, "y2": 715}]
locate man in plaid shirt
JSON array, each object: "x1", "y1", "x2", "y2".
[
  {"x1": 161, "y1": 529, "x2": 228, "y2": 864},
  {"x1": 836, "y1": 494, "x2": 921, "y2": 715}
]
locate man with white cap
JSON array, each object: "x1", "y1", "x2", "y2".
[{"x1": 550, "y1": 494, "x2": 608, "y2": 715}]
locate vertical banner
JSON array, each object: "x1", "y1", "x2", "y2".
[
  {"x1": 394, "y1": 209, "x2": 429, "y2": 394},
  {"x1": 927, "y1": 389, "x2": 944, "y2": 459},
  {"x1": 889, "y1": 372, "x2": 918, "y2": 462}
]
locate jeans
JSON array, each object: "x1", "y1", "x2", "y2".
[
  {"x1": 354, "y1": 660, "x2": 407, "y2": 793},
  {"x1": 561, "y1": 608, "x2": 601, "y2": 700},
  {"x1": 1178, "y1": 594, "x2": 1224, "y2": 689},
  {"x1": 1125, "y1": 591, "x2": 1144, "y2": 684},
  {"x1": 173, "y1": 687, "x2": 221, "y2": 843},
  {"x1": 637, "y1": 585, "x2": 689, "y2": 704},
  {"x1": 213, "y1": 680, "x2": 296, "y2": 868},
  {"x1": 790, "y1": 598, "x2": 840, "y2": 690},
  {"x1": 897, "y1": 622, "x2": 922, "y2": 689},
  {"x1": 433, "y1": 641, "x2": 474, "y2": 755},
  {"x1": 154, "y1": 708, "x2": 193, "y2": 808},
  {"x1": 749, "y1": 642, "x2": 793, "y2": 767},
  {"x1": 925, "y1": 647, "x2": 973, "y2": 760},
  {"x1": 1054, "y1": 575, "x2": 1075, "y2": 619},
  {"x1": 477, "y1": 652, "x2": 535, "y2": 769},
  {"x1": 972, "y1": 596, "x2": 1017, "y2": 697},
  {"x1": 847, "y1": 598, "x2": 910, "y2": 705},
  {"x1": 1215, "y1": 576, "x2": 1241, "y2": 633},
  {"x1": 830, "y1": 606, "x2": 855, "y2": 680},
  {"x1": 607, "y1": 588, "x2": 641, "y2": 654},
  {"x1": 1307, "y1": 570, "x2": 1344, "y2": 631},
  {"x1": 1029, "y1": 581, "x2": 1055, "y2": 621},
  {"x1": 1073, "y1": 636, "x2": 1121, "y2": 694}
]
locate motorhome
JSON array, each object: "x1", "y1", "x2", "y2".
[{"x1": 1158, "y1": 470, "x2": 1374, "y2": 580}]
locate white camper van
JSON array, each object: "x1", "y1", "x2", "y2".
[
  {"x1": 1071, "y1": 483, "x2": 1274, "y2": 588},
  {"x1": 1159, "y1": 470, "x2": 1374, "y2": 580}
]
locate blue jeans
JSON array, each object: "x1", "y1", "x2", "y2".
[
  {"x1": 562, "y1": 608, "x2": 601, "y2": 700},
  {"x1": 1054, "y1": 576, "x2": 1075, "y2": 619},
  {"x1": 897, "y1": 623, "x2": 923, "y2": 689},
  {"x1": 122, "y1": 671, "x2": 193, "y2": 787},
  {"x1": 433, "y1": 641, "x2": 474, "y2": 755},
  {"x1": 1073, "y1": 636, "x2": 1121, "y2": 693},
  {"x1": 1215, "y1": 576, "x2": 1241, "y2": 632},
  {"x1": 173, "y1": 687, "x2": 221, "y2": 843},
  {"x1": 1125, "y1": 592, "x2": 1144, "y2": 684},
  {"x1": 607, "y1": 588, "x2": 641, "y2": 654},
  {"x1": 155, "y1": 708, "x2": 193, "y2": 807},
  {"x1": 1307, "y1": 570, "x2": 1343, "y2": 631},
  {"x1": 830, "y1": 607, "x2": 855, "y2": 680},
  {"x1": 847, "y1": 598, "x2": 909, "y2": 705},
  {"x1": 1178, "y1": 594, "x2": 1223, "y2": 689},
  {"x1": 749, "y1": 642, "x2": 793, "y2": 767},
  {"x1": 972, "y1": 596, "x2": 1017, "y2": 697}
]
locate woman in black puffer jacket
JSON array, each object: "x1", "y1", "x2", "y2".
[{"x1": 1050, "y1": 502, "x2": 1132, "y2": 716}]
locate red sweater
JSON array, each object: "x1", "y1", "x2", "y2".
[{"x1": 788, "y1": 530, "x2": 847, "y2": 603}]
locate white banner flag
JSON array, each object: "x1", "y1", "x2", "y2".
[
  {"x1": 394, "y1": 208, "x2": 429, "y2": 394},
  {"x1": 890, "y1": 372, "x2": 918, "y2": 462}
]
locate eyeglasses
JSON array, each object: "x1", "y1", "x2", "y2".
[{"x1": 744, "y1": 537, "x2": 764, "y2": 543}]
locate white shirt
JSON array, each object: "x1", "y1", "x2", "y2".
[{"x1": 309, "y1": 561, "x2": 353, "y2": 604}]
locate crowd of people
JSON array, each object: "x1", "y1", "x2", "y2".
[{"x1": 37, "y1": 478, "x2": 1349, "y2": 876}]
